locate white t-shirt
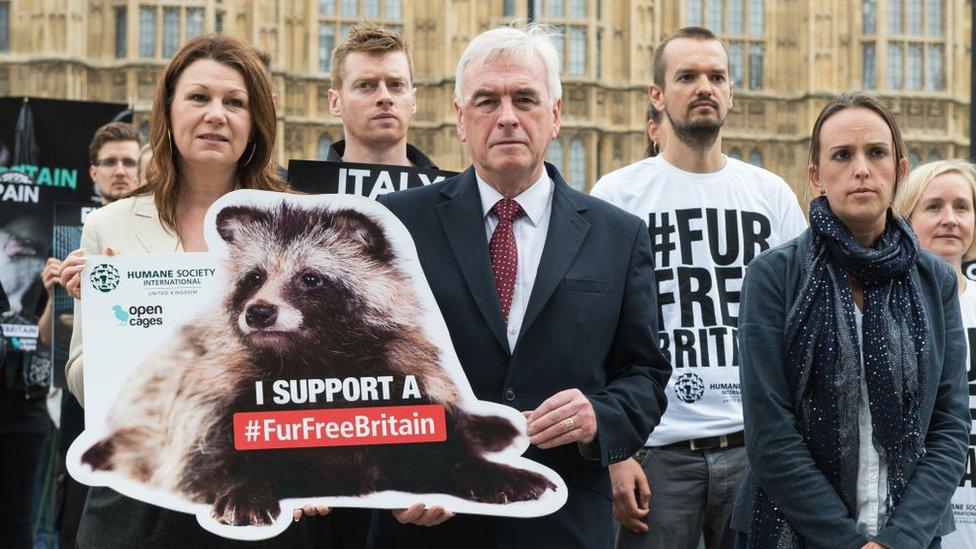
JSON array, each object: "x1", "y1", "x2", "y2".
[
  {"x1": 591, "y1": 155, "x2": 807, "y2": 445},
  {"x1": 944, "y1": 281, "x2": 976, "y2": 549}
]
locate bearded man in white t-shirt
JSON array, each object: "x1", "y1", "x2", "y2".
[{"x1": 591, "y1": 27, "x2": 807, "y2": 549}]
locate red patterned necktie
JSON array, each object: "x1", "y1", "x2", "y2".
[{"x1": 489, "y1": 198, "x2": 523, "y2": 324}]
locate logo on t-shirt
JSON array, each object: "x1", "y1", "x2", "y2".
[{"x1": 673, "y1": 373, "x2": 706, "y2": 403}]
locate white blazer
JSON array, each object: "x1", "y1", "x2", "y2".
[{"x1": 65, "y1": 194, "x2": 183, "y2": 406}]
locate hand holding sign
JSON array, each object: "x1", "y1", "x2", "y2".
[
  {"x1": 61, "y1": 247, "x2": 117, "y2": 299},
  {"x1": 293, "y1": 504, "x2": 331, "y2": 521},
  {"x1": 392, "y1": 503, "x2": 455, "y2": 526}
]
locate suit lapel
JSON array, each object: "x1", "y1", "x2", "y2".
[
  {"x1": 518, "y1": 169, "x2": 590, "y2": 342},
  {"x1": 133, "y1": 196, "x2": 182, "y2": 253},
  {"x1": 435, "y1": 169, "x2": 511, "y2": 353}
]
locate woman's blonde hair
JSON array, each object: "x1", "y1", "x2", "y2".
[
  {"x1": 135, "y1": 33, "x2": 288, "y2": 231},
  {"x1": 894, "y1": 159, "x2": 976, "y2": 261}
]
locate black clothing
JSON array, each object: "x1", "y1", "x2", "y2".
[{"x1": 324, "y1": 140, "x2": 439, "y2": 170}]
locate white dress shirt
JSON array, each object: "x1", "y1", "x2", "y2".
[
  {"x1": 476, "y1": 170, "x2": 554, "y2": 352},
  {"x1": 853, "y1": 307, "x2": 890, "y2": 536}
]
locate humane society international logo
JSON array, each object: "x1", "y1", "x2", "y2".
[
  {"x1": 673, "y1": 373, "x2": 706, "y2": 403},
  {"x1": 90, "y1": 264, "x2": 121, "y2": 293},
  {"x1": 111, "y1": 304, "x2": 163, "y2": 328}
]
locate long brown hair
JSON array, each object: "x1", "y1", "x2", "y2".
[
  {"x1": 137, "y1": 33, "x2": 287, "y2": 231},
  {"x1": 809, "y1": 91, "x2": 908, "y2": 193}
]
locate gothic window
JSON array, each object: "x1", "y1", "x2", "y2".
[
  {"x1": 115, "y1": 7, "x2": 127, "y2": 58},
  {"x1": 317, "y1": 135, "x2": 333, "y2": 161},
  {"x1": 318, "y1": 1, "x2": 404, "y2": 74},
  {"x1": 139, "y1": 7, "x2": 156, "y2": 57},
  {"x1": 319, "y1": 25, "x2": 335, "y2": 72},
  {"x1": 748, "y1": 149, "x2": 763, "y2": 167},
  {"x1": 698, "y1": 1, "x2": 764, "y2": 90},
  {"x1": 162, "y1": 8, "x2": 180, "y2": 58},
  {"x1": 547, "y1": 139, "x2": 564, "y2": 172},
  {"x1": 569, "y1": 138, "x2": 586, "y2": 191},
  {"x1": 862, "y1": 43, "x2": 876, "y2": 88},
  {"x1": 540, "y1": 0, "x2": 591, "y2": 78},
  {"x1": 882, "y1": 0, "x2": 944, "y2": 90}
]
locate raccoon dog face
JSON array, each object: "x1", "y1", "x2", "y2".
[{"x1": 215, "y1": 203, "x2": 409, "y2": 352}]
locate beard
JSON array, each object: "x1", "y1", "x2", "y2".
[
  {"x1": 98, "y1": 181, "x2": 132, "y2": 203},
  {"x1": 667, "y1": 107, "x2": 724, "y2": 150}
]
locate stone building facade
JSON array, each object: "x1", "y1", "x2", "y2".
[{"x1": 0, "y1": 0, "x2": 969, "y2": 199}]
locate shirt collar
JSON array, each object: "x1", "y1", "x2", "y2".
[{"x1": 475, "y1": 169, "x2": 553, "y2": 227}]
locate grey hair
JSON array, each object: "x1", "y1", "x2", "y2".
[{"x1": 454, "y1": 23, "x2": 562, "y2": 105}]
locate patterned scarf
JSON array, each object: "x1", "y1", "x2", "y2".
[{"x1": 748, "y1": 196, "x2": 928, "y2": 547}]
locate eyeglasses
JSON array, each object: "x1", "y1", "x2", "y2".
[{"x1": 95, "y1": 157, "x2": 138, "y2": 169}]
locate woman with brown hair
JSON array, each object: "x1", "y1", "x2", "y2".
[
  {"x1": 62, "y1": 33, "x2": 315, "y2": 548},
  {"x1": 731, "y1": 92, "x2": 970, "y2": 548}
]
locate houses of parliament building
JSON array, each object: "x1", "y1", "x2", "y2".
[{"x1": 0, "y1": 0, "x2": 970, "y2": 200}]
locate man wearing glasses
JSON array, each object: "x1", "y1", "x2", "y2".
[
  {"x1": 53, "y1": 121, "x2": 143, "y2": 549},
  {"x1": 87, "y1": 122, "x2": 144, "y2": 204}
]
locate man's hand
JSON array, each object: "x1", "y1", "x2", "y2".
[
  {"x1": 292, "y1": 504, "x2": 331, "y2": 521},
  {"x1": 610, "y1": 457, "x2": 650, "y2": 533},
  {"x1": 60, "y1": 247, "x2": 117, "y2": 299},
  {"x1": 524, "y1": 388, "x2": 597, "y2": 449},
  {"x1": 42, "y1": 258, "x2": 62, "y2": 295},
  {"x1": 392, "y1": 503, "x2": 454, "y2": 526}
]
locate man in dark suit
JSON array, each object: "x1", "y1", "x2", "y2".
[{"x1": 368, "y1": 24, "x2": 672, "y2": 549}]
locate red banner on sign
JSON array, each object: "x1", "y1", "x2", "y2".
[{"x1": 233, "y1": 404, "x2": 447, "y2": 450}]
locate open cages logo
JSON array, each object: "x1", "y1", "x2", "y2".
[
  {"x1": 91, "y1": 264, "x2": 121, "y2": 293},
  {"x1": 673, "y1": 373, "x2": 706, "y2": 403},
  {"x1": 111, "y1": 304, "x2": 164, "y2": 328}
]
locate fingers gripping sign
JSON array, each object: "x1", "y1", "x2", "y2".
[
  {"x1": 60, "y1": 248, "x2": 86, "y2": 299},
  {"x1": 292, "y1": 504, "x2": 331, "y2": 522},
  {"x1": 62, "y1": 247, "x2": 116, "y2": 299},
  {"x1": 393, "y1": 503, "x2": 455, "y2": 527},
  {"x1": 523, "y1": 389, "x2": 598, "y2": 449}
]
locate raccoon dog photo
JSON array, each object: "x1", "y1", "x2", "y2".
[{"x1": 73, "y1": 191, "x2": 565, "y2": 539}]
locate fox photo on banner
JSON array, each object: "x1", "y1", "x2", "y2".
[
  {"x1": 0, "y1": 97, "x2": 129, "y2": 364},
  {"x1": 67, "y1": 190, "x2": 567, "y2": 541},
  {"x1": 287, "y1": 159, "x2": 457, "y2": 197}
]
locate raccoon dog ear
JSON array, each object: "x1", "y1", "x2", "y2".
[
  {"x1": 330, "y1": 210, "x2": 394, "y2": 263},
  {"x1": 216, "y1": 206, "x2": 268, "y2": 244}
]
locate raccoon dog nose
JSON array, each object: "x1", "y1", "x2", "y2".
[{"x1": 245, "y1": 304, "x2": 278, "y2": 328}]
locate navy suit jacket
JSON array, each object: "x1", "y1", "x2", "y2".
[{"x1": 368, "y1": 164, "x2": 671, "y2": 549}]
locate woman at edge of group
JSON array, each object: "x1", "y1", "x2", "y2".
[
  {"x1": 730, "y1": 91, "x2": 970, "y2": 549},
  {"x1": 894, "y1": 159, "x2": 976, "y2": 549},
  {"x1": 61, "y1": 33, "x2": 327, "y2": 548}
]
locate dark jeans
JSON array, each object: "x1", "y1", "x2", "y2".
[
  {"x1": 0, "y1": 430, "x2": 48, "y2": 549},
  {"x1": 616, "y1": 444, "x2": 749, "y2": 549}
]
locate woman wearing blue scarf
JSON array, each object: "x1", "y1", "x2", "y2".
[{"x1": 730, "y1": 91, "x2": 970, "y2": 549}]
